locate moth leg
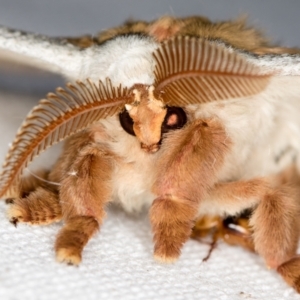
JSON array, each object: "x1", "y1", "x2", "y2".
[
  {"x1": 55, "y1": 144, "x2": 113, "y2": 265},
  {"x1": 7, "y1": 187, "x2": 61, "y2": 226},
  {"x1": 277, "y1": 256, "x2": 300, "y2": 293},
  {"x1": 250, "y1": 186, "x2": 300, "y2": 269},
  {"x1": 150, "y1": 118, "x2": 230, "y2": 262},
  {"x1": 205, "y1": 179, "x2": 269, "y2": 216},
  {"x1": 55, "y1": 216, "x2": 99, "y2": 265},
  {"x1": 6, "y1": 168, "x2": 61, "y2": 226},
  {"x1": 207, "y1": 178, "x2": 300, "y2": 269},
  {"x1": 150, "y1": 197, "x2": 198, "y2": 263}
]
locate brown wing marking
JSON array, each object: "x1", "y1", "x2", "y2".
[
  {"x1": 0, "y1": 79, "x2": 131, "y2": 198},
  {"x1": 153, "y1": 36, "x2": 271, "y2": 105}
]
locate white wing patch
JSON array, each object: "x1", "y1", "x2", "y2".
[{"x1": 0, "y1": 26, "x2": 159, "y2": 87}]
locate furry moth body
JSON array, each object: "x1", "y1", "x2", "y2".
[{"x1": 1, "y1": 16, "x2": 300, "y2": 292}]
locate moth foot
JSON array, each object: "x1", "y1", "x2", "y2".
[
  {"x1": 9, "y1": 216, "x2": 19, "y2": 227},
  {"x1": 153, "y1": 242, "x2": 181, "y2": 263},
  {"x1": 154, "y1": 253, "x2": 179, "y2": 264},
  {"x1": 8, "y1": 205, "x2": 26, "y2": 225},
  {"x1": 277, "y1": 256, "x2": 300, "y2": 293},
  {"x1": 6, "y1": 188, "x2": 62, "y2": 226},
  {"x1": 55, "y1": 216, "x2": 99, "y2": 266},
  {"x1": 56, "y1": 248, "x2": 81, "y2": 266},
  {"x1": 150, "y1": 197, "x2": 195, "y2": 264},
  {"x1": 7, "y1": 201, "x2": 60, "y2": 225}
]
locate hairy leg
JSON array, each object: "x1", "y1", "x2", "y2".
[
  {"x1": 7, "y1": 186, "x2": 61, "y2": 226},
  {"x1": 55, "y1": 143, "x2": 114, "y2": 265},
  {"x1": 250, "y1": 186, "x2": 300, "y2": 269},
  {"x1": 150, "y1": 197, "x2": 198, "y2": 262},
  {"x1": 6, "y1": 169, "x2": 61, "y2": 226},
  {"x1": 205, "y1": 176, "x2": 300, "y2": 268},
  {"x1": 277, "y1": 256, "x2": 300, "y2": 293},
  {"x1": 150, "y1": 118, "x2": 230, "y2": 262},
  {"x1": 55, "y1": 216, "x2": 99, "y2": 265},
  {"x1": 203, "y1": 172, "x2": 300, "y2": 291}
]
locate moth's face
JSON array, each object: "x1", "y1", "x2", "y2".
[
  {"x1": 120, "y1": 98, "x2": 167, "y2": 153},
  {"x1": 131, "y1": 102, "x2": 167, "y2": 153},
  {"x1": 119, "y1": 85, "x2": 187, "y2": 153}
]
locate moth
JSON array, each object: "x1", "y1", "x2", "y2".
[{"x1": 1, "y1": 16, "x2": 300, "y2": 292}]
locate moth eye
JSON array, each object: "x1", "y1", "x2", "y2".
[
  {"x1": 119, "y1": 110, "x2": 135, "y2": 136},
  {"x1": 162, "y1": 106, "x2": 187, "y2": 133}
]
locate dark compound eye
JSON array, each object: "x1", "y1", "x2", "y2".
[
  {"x1": 162, "y1": 106, "x2": 187, "y2": 133},
  {"x1": 119, "y1": 110, "x2": 135, "y2": 136}
]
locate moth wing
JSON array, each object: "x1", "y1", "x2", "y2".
[
  {"x1": 62, "y1": 35, "x2": 98, "y2": 49},
  {"x1": 0, "y1": 79, "x2": 132, "y2": 198},
  {"x1": 153, "y1": 36, "x2": 300, "y2": 105},
  {"x1": 0, "y1": 26, "x2": 85, "y2": 78}
]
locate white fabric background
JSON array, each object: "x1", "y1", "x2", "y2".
[{"x1": 1, "y1": 1, "x2": 300, "y2": 299}]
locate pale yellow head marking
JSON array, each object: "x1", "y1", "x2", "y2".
[
  {"x1": 125, "y1": 104, "x2": 133, "y2": 111},
  {"x1": 147, "y1": 86, "x2": 165, "y2": 113}
]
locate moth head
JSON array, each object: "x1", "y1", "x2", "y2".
[{"x1": 119, "y1": 85, "x2": 187, "y2": 153}]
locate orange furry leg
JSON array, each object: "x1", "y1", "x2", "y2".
[
  {"x1": 151, "y1": 118, "x2": 230, "y2": 262},
  {"x1": 206, "y1": 177, "x2": 300, "y2": 270},
  {"x1": 7, "y1": 187, "x2": 61, "y2": 226},
  {"x1": 250, "y1": 187, "x2": 300, "y2": 269},
  {"x1": 55, "y1": 144, "x2": 113, "y2": 265},
  {"x1": 206, "y1": 179, "x2": 269, "y2": 213},
  {"x1": 150, "y1": 197, "x2": 198, "y2": 262},
  {"x1": 277, "y1": 256, "x2": 300, "y2": 292},
  {"x1": 55, "y1": 216, "x2": 99, "y2": 265}
]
